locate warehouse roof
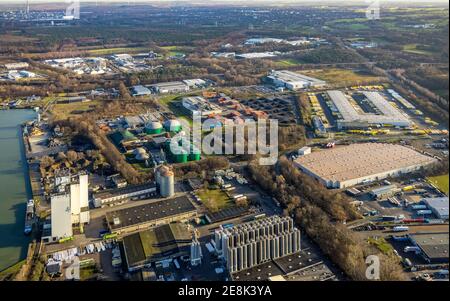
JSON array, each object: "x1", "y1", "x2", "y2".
[
  {"x1": 94, "y1": 183, "x2": 156, "y2": 201},
  {"x1": 294, "y1": 143, "x2": 436, "y2": 183},
  {"x1": 106, "y1": 196, "x2": 196, "y2": 230},
  {"x1": 153, "y1": 81, "x2": 188, "y2": 89},
  {"x1": 268, "y1": 70, "x2": 326, "y2": 85},
  {"x1": 423, "y1": 197, "x2": 449, "y2": 218},
  {"x1": 409, "y1": 232, "x2": 449, "y2": 262},
  {"x1": 327, "y1": 90, "x2": 411, "y2": 126},
  {"x1": 123, "y1": 223, "x2": 191, "y2": 267}
]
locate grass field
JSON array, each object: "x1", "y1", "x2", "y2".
[
  {"x1": 403, "y1": 44, "x2": 433, "y2": 56},
  {"x1": 276, "y1": 59, "x2": 302, "y2": 67},
  {"x1": 428, "y1": 174, "x2": 449, "y2": 195},
  {"x1": 51, "y1": 99, "x2": 101, "y2": 119},
  {"x1": 160, "y1": 46, "x2": 185, "y2": 58},
  {"x1": 300, "y1": 68, "x2": 383, "y2": 85},
  {"x1": 87, "y1": 47, "x2": 149, "y2": 55},
  {"x1": 197, "y1": 188, "x2": 233, "y2": 212}
]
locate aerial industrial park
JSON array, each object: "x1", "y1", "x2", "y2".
[{"x1": 0, "y1": 0, "x2": 448, "y2": 288}]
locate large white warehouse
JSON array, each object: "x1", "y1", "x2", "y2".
[
  {"x1": 294, "y1": 143, "x2": 437, "y2": 189},
  {"x1": 267, "y1": 70, "x2": 326, "y2": 90}
]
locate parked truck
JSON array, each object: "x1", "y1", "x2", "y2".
[{"x1": 393, "y1": 226, "x2": 409, "y2": 232}]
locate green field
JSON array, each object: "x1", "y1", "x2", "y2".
[
  {"x1": 403, "y1": 44, "x2": 434, "y2": 56},
  {"x1": 300, "y1": 68, "x2": 383, "y2": 86},
  {"x1": 87, "y1": 47, "x2": 149, "y2": 55},
  {"x1": 197, "y1": 188, "x2": 233, "y2": 212},
  {"x1": 51, "y1": 99, "x2": 101, "y2": 119},
  {"x1": 428, "y1": 174, "x2": 449, "y2": 195},
  {"x1": 276, "y1": 59, "x2": 302, "y2": 67}
]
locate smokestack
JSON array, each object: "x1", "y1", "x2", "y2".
[{"x1": 26, "y1": 0, "x2": 30, "y2": 15}]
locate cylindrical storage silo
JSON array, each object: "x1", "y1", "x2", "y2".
[{"x1": 158, "y1": 165, "x2": 175, "y2": 198}]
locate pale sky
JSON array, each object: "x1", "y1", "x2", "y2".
[{"x1": 1, "y1": 0, "x2": 448, "y2": 3}]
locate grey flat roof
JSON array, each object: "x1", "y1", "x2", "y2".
[
  {"x1": 409, "y1": 232, "x2": 449, "y2": 261},
  {"x1": 423, "y1": 197, "x2": 449, "y2": 218},
  {"x1": 327, "y1": 90, "x2": 411, "y2": 126},
  {"x1": 95, "y1": 183, "x2": 156, "y2": 200},
  {"x1": 231, "y1": 250, "x2": 322, "y2": 281},
  {"x1": 153, "y1": 81, "x2": 187, "y2": 88},
  {"x1": 268, "y1": 70, "x2": 326, "y2": 85},
  {"x1": 106, "y1": 195, "x2": 196, "y2": 230}
]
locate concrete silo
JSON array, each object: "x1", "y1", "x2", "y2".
[{"x1": 156, "y1": 165, "x2": 175, "y2": 198}]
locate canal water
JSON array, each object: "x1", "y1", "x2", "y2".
[{"x1": 0, "y1": 109, "x2": 36, "y2": 271}]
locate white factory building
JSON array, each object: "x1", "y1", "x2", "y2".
[
  {"x1": 48, "y1": 173, "x2": 90, "y2": 242},
  {"x1": 182, "y1": 96, "x2": 222, "y2": 117},
  {"x1": 294, "y1": 143, "x2": 437, "y2": 189},
  {"x1": 152, "y1": 81, "x2": 189, "y2": 94},
  {"x1": 50, "y1": 194, "x2": 73, "y2": 241},
  {"x1": 266, "y1": 70, "x2": 326, "y2": 90},
  {"x1": 326, "y1": 90, "x2": 412, "y2": 130},
  {"x1": 214, "y1": 216, "x2": 301, "y2": 274}
]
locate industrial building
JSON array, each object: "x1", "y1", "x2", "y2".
[
  {"x1": 182, "y1": 78, "x2": 207, "y2": 89},
  {"x1": 155, "y1": 165, "x2": 175, "y2": 198},
  {"x1": 370, "y1": 185, "x2": 401, "y2": 200},
  {"x1": 48, "y1": 194, "x2": 73, "y2": 242},
  {"x1": 423, "y1": 197, "x2": 449, "y2": 219},
  {"x1": 182, "y1": 96, "x2": 222, "y2": 117},
  {"x1": 408, "y1": 232, "x2": 449, "y2": 263},
  {"x1": 4, "y1": 62, "x2": 29, "y2": 70},
  {"x1": 93, "y1": 183, "x2": 157, "y2": 208},
  {"x1": 387, "y1": 89, "x2": 415, "y2": 110},
  {"x1": 294, "y1": 143, "x2": 437, "y2": 189},
  {"x1": 122, "y1": 223, "x2": 192, "y2": 271},
  {"x1": 236, "y1": 52, "x2": 278, "y2": 59},
  {"x1": 131, "y1": 85, "x2": 152, "y2": 97},
  {"x1": 326, "y1": 90, "x2": 412, "y2": 130},
  {"x1": 46, "y1": 173, "x2": 90, "y2": 242},
  {"x1": 266, "y1": 70, "x2": 326, "y2": 90},
  {"x1": 152, "y1": 81, "x2": 189, "y2": 94},
  {"x1": 105, "y1": 196, "x2": 197, "y2": 235},
  {"x1": 214, "y1": 216, "x2": 301, "y2": 274}
]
